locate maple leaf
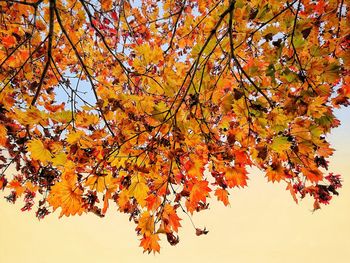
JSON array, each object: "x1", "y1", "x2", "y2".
[
  {"x1": 270, "y1": 137, "x2": 291, "y2": 154},
  {"x1": 302, "y1": 168, "x2": 323, "y2": 183},
  {"x1": 214, "y1": 188, "x2": 230, "y2": 206},
  {"x1": 184, "y1": 158, "x2": 205, "y2": 179},
  {"x1": 85, "y1": 172, "x2": 118, "y2": 193},
  {"x1": 145, "y1": 194, "x2": 161, "y2": 211},
  {"x1": 137, "y1": 211, "x2": 154, "y2": 236},
  {"x1": 116, "y1": 189, "x2": 131, "y2": 212},
  {"x1": 27, "y1": 139, "x2": 52, "y2": 163},
  {"x1": 266, "y1": 163, "x2": 285, "y2": 183},
  {"x1": 189, "y1": 180, "x2": 211, "y2": 204},
  {"x1": 1, "y1": 35, "x2": 16, "y2": 48},
  {"x1": 8, "y1": 180, "x2": 25, "y2": 197},
  {"x1": 224, "y1": 166, "x2": 248, "y2": 188},
  {"x1": 162, "y1": 204, "x2": 182, "y2": 233},
  {"x1": 140, "y1": 234, "x2": 160, "y2": 254},
  {"x1": 129, "y1": 176, "x2": 149, "y2": 207},
  {"x1": 47, "y1": 173, "x2": 85, "y2": 218}
]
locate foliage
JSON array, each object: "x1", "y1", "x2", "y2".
[{"x1": 0, "y1": 0, "x2": 349, "y2": 253}]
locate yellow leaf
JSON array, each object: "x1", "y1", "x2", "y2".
[
  {"x1": 66, "y1": 130, "x2": 84, "y2": 144},
  {"x1": 129, "y1": 176, "x2": 149, "y2": 207},
  {"x1": 117, "y1": 189, "x2": 130, "y2": 211},
  {"x1": 52, "y1": 110, "x2": 72, "y2": 123},
  {"x1": 52, "y1": 152, "x2": 68, "y2": 167},
  {"x1": 85, "y1": 172, "x2": 118, "y2": 193},
  {"x1": 27, "y1": 139, "x2": 52, "y2": 163},
  {"x1": 270, "y1": 136, "x2": 291, "y2": 153},
  {"x1": 307, "y1": 96, "x2": 328, "y2": 118}
]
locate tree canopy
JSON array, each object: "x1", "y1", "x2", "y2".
[{"x1": 0, "y1": 0, "x2": 349, "y2": 253}]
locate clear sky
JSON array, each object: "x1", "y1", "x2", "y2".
[{"x1": 0, "y1": 107, "x2": 349, "y2": 263}]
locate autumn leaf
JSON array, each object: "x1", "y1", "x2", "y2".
[
  {"x1": 27, "y1": 139, "x2": 52, "y2": 163},
  {"x1": 47, "y1": 173, "x2": 85, "y2": 218},
  {"x1": 286, "y1": 183, "x2": 298, "y2": 204},
  {"x1": 129, "y1": 176, "x2": 149, "y2": 207},
  {"x1": 116, "y1": 189, "x2": 131, "y2": 212},
  {"x1": 224, "y1": 166, "x2": 248, "y2": 188},
  {"x1": 51, "y1": 152, "x2": 68, "y2": 167},
  {"x1": 302, "y1": 168, "x2": 323, "y2": 183},
  {"x1": 270, "y1": 137, "x2": 291, "y2": 154},
  {"x1": 85, "y1": 172, "x2": 118, "y2": 193},
  {"x1": 0, "y1": 125, "x2": 7, "y2": 146},
  {"x1": 1, "y1": 35, "x2": 16, "y2": 48},
  {"x1": 140, "y1": 234, "x2": 160, "y2": 254},
  {"x1": 137, "y1": 211, "x2": 154, "y2": 236},
  {"x1": 189, "y1": 180, "x2": 211, "y2": 204},
  {"x1": 162, "y1": 204, "x2": 182, "y2": 233},
  {"x1": 8, "y1": 180, "x2": 25, "y2": 197},
  {"x1": 266, "y1": 163, "x2": 285, "y2": 183},
  {"x1": 100, "y1": 0, "x2": 113, "y2": 12},
  {"x1": 214, "y1": 188, "x2": 230, "y2": 206}
]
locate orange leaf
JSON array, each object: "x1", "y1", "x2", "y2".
[
  {"x1": 214, "y1": 188, "x2": 229, "y2": 206},
  {"x1": 224, "y1": 166, "x2": 248, "y2": 188},
  {"x1": 102, "y1": 190, "x2": 112, "y2": 214},
  {"x1": 47, "y1": 173, "x2": 85, "y2": 217},
  {"x1": 1, "y1": 35, "x2": 16, "y2": 48},
  {"x1": 8, "y1": 180, "x2": 25, "y2": 197},
  {"x1": 162, "y1": 204, "x2": 182, "y2": 232},
  {"x1": 0, "y1": 125, "x2": 7, "y2": 146},
  {"x1": 286, "y1": 183, "x2": 298, "y2": 204},
  {"x1": 189, "y1": 180, "x2": 211, "y2": 204},
  {"x1": 145, "y1": 194, "x2": 161, "y2": 211},
  {"x1": 101, "y1": 0, "x2": 112, "y2": 11},
  {"x1": 302, "y1": 168, "x2": 323, "y2": 183},
  {"x1": 140, "y1": 234, "x2": 160, "y2": 254},
  {"x1": 136, "y1": 211, "x2": 154, "y2": 236},
  {"x1": 266, "y1": 163, "x2": 285, "y2": 183}
]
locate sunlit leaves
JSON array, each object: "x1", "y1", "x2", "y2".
[
  {"x1": 85, "y1": 172, "x2": 118, "y2": 193},
  {"x1": 0, "y1": 0, "x2": 348, "y2": 253}
]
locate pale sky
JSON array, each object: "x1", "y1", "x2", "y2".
[{"x1": 0, "y1": 107, "x2": 349, "y2": 263}]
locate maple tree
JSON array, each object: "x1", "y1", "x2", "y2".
[{"x1": 0, "y1": 0, "x2": 349, "y2": 253}]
